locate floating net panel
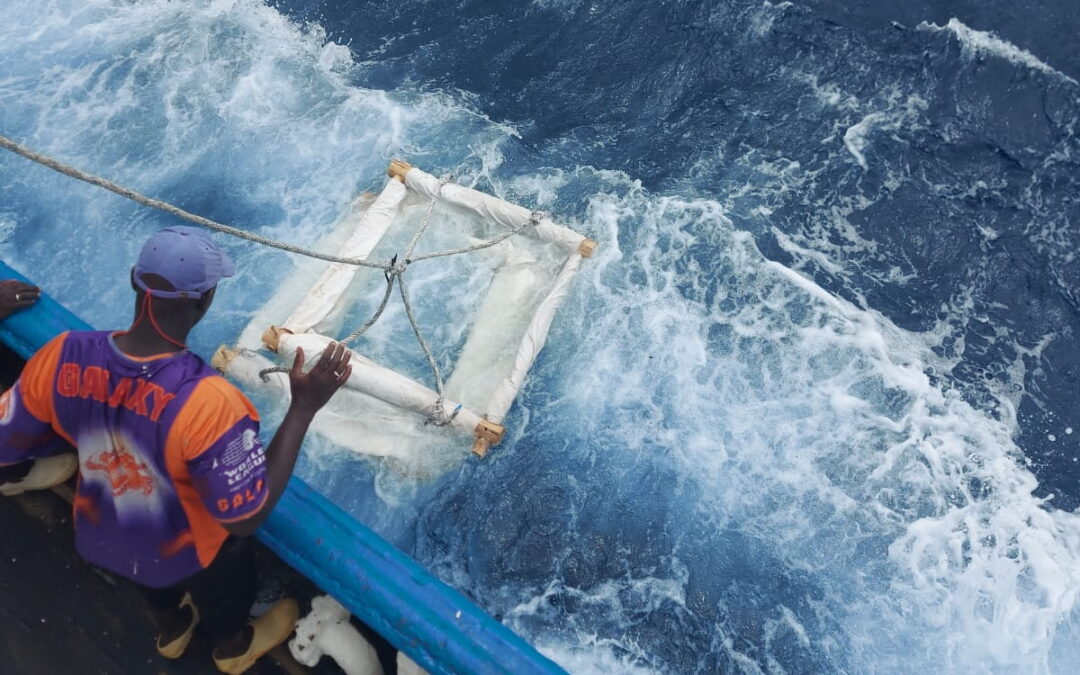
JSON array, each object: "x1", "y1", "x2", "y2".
[{"x1": 213, "y1": 164, "x2": 595, "y2": 463}]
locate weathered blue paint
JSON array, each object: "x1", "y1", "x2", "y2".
[{"x1": 0, "y1": 259, "x2": 565, "y2": 675}]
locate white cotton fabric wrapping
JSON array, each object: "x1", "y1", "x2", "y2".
[
  {"x1": 283, "y1": 178, "x2": 406, "y2": 334},
  {"x1": 279, "y1": 332, "x2": 484, "y2": 438},
  {"x1": 404, "y1": 167, "x2": 585, "y2": 252}
]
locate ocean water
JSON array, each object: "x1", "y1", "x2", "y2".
[{"x1": 2, "y1": 0, "x2": 1080, "y2": 672}]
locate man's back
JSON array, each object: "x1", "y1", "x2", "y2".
[{"x1": 3, "y1": 329, "x2": 268, "y2": 587}]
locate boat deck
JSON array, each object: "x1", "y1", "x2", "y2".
[{"x1": 1, "y1": 485, "x2": 291, "y2": 674}]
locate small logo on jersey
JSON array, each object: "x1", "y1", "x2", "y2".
[
  {"x1": 242, "y1": 428, "x2": 257, "y2": 452},
  {"x1": 84, "y1": 436, "x2": 156, "y2": 496}
]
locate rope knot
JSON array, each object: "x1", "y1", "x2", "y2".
[
  {"x1": 425, "y1": 397, "x2": 462, "y2": 426},
  {"x1": 384, "y1": 254, "x2": 408, "y2": 282}
]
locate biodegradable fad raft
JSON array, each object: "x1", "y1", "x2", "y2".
[{"x1": 213, "y1": 161, "x2": 595, "y2": 459}]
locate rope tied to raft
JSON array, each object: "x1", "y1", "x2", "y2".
[
  {"x1": 0, "y1": 133, "x2": 544, "y2": 411},
  {"x1": 338, "y1": 170, "x2": 447, "y2": 348},
  {"x1": 258, "y1": 365, "x2": 287, "y2": 382},
  {"x1": 426, "y1": 399, "x2": 462, "y2": 427}
]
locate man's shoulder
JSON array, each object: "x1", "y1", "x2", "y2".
[
  {"x1": 180, "y1": 372, "x2": 259, "y2": 422},
  {"x1": 63, "y1": 329, "x2": 111, "y2": 343},
  {"x1": 26, "y1": 330, "x2": 87, "y2": 366},
  {"x1": 192, "y1": 372, "x2": 245, "y2": 399},
  {"x1": 52, "y1": 330, "x2": 114, "y2": 354}
]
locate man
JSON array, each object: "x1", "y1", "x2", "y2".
[{"x1": 0, "y1": 226, "x2": 352, "y2": 673}]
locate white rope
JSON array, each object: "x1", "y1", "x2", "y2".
[
  {"x1": 0, "y1": 133, "x2": 542, "y2": 422},
  {"x1": 340, "y1": 259, "x2": 402, "y2": 345},
  {"x1": 0, "y1": 135, "x2": 391, "y2": 269},
  {"x1": 403, "y1": 175, "x2": 449, "y2": 260}
]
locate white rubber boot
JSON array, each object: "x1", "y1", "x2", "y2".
[
  {"x1": 290, "y1": 595, "x2": 383, "y2": 675},
  {"x1": 0, "y1": 453, "x2": 77, "y2": 496}
]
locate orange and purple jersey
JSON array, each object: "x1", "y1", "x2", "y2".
[{"x1": 0, "y1": 331, "x2": 268, "y2": 588}]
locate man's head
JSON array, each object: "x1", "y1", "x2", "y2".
[
  {"x1": 129, "y1": 226, "x2": 236, "y2": 334},
  {"x1": 133, "y1": 226, "x2": 235, "y2": 301}
]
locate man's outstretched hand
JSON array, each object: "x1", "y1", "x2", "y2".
[
  {"x1": 221, "y1": 342, "x2": 353, "y2": 537},
  {"x1": 0, "y1": 280, "x2": 39, "y2": 320},
  {"x1": 288, "y1": 342, "x2": 352, "y2": 416}
]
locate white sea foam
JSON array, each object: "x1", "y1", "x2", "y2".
[
  {"x1": 527, "y1": 170, "x2": 1080, "y2": 671},
  {"x1": 750, "y1": 1, "x2": 794, "y2": 37},
  {"x1": 0, "y1": 214, "x2": 16, "y2": 245},
  {"x1": 919, "y1": 18, "x2": 1078, "y2": 86},
  {"x1": 0, "y1": 0, "x2": 511, "y2": 342},
  {"x1": 787, "y1": 70, "x2": 862, "y2": 112},
  {"x1": 842, "y1": 93, "x2": 927, "y2": 170},
  {"x1": 843, "y1": 112, "x2": 887, "y2": 170}
]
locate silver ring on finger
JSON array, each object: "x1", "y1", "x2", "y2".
[{"x1": 14, "y1": 293, "x2": 21, "y2": 302}]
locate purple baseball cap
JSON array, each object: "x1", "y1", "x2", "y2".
[{"x1": 133, "y1": 226, "x2": 236, "y2": 299}]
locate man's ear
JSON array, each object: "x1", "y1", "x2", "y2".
[{"x1": 197, "y1": 286, "x2": 216, "y2": 313}]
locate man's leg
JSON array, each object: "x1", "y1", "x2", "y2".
[
  {"x1": 134, "y1": 540, "x2": 254, "y2": 661},
  {"x1": 188, "y1": 537, "x2": 259, "y2": 655},
  {"x1": 189, "y1": 537, "x2": 300, "y2": 673},
  {"x1": 140, "y1": 582, "x2": 197, "y2": 656}
]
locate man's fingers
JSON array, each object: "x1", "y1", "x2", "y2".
[
  {"x1": 314, "y1": 342, "x2": 341, "y2": 372},
  {"x1": 10, "y1": 285, "x2": 40, "y2": 307},
  {"x1": 291, "y1": 347, "x2": 306, "y2": 375},
  {"x1": 10, "y1": 282, "x2": 37, "y2": 294},
  {"x1": 335, "y1": 365, "x2": 352, "y2": 386},
  {"x1": 1, "y1": 280, "x2": 40, "y2": 303},
  {"x1": 331, "y1": 348, "x2": 351, "y2": 371},
  {"x1": 325, "y1": 343, "x2": 349, "y2": 372},
  {"x1": 303, "y1": 343, "x2": 352, "y2": 383}
]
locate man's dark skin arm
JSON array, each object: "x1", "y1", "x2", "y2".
[
  {"x1": 222, "y1": 342, "x2": 352, "y2": 537},
  {"x1": 0, "y1": 280, "x2": 40, "y2": 320}
]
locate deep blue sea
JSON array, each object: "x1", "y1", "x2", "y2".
[{"x1": 3, "y1": 1, "x2": 1080, "y2": 672}]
